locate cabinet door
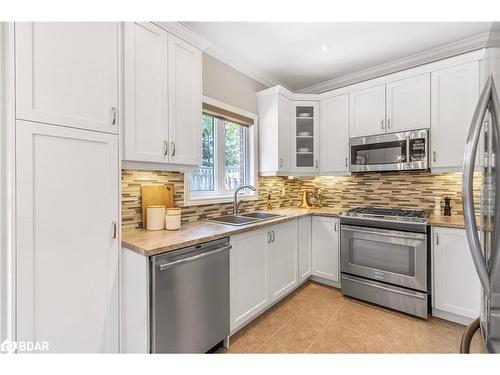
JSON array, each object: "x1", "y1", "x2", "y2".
[
  {"x1": 298, "y1": 216, "x2": 312, "y2": 283},
  {"x1": 15, "y1": 22, "x2": 119, "y2": 133},
  {"x1": 431, "y1": 61, "x2": 479, "y2": 169},
  {"x1": 292, "y1": 101, "x2": 319, "y2": 172},
  {"x1": 124, "y1": 22, "x2": 169, "y2": 163},
  {"x1": 167, "y1": 34, "x2": 202, "y2": 166},
  {"x1": 320, "y1": 95, "x2": 349, "y2": 173},
  {"x1": 269, "y1": 220, "x2": 299, "y2": 302},
  {"x1": 349, "y1": 85, "x2": 386, "y2": 138},
  {"x1": 386, "y1": 74, "x2": 430, "y2": 132},
  {"x1": 433, "y1": 227, "x2": 481, "y2": 319},
  {"x1": 16, "y1": 121, "x2": 119, "y2": 353},
  {"x1": 230, "y1": 229, "x2": 269, "y2": 332},
  {"x1": 312, "y1": 216, "x2": 340, "y2": 282},
  {"x1": 278, "y1": 95, "x2": 292, "y2": 172}
]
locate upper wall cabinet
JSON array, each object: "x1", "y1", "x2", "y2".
[
  {"x1": 292, "y1": 101, "x2": 319, "y2": 173},
  {"x1": 349, "y1": 74, "x2": 431, "y2": 138},
  {"x1": 124, "y1": 22, "x2": 168, "y2": 163},
  {"x1": 167, "y1": 34, "x2": 203, "y2": 166},
  {"x1": 386, "y1": 74, "x2": 430, "y2": 132},
  {"x1": 320, "y1": 94, "x2": 349, "y2": 174},
  {"x1": 258, "y1": 91, "x2": 292, "y2": 175},
  {"x1": 124, "y1": 22, "x2": 203, "y2": 168},
  {"x1": 349, "y1": 84, "x2": 386, "y2": 138},
  {"x1": 430, "y1": 61, "x2": 479, "y2": 170},
  {"x1": 15, "y1": 22, "x2": 119, "y2": 134}
]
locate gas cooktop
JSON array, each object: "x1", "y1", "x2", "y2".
[{"x1": 340, "y1": 207, "x2": 428, "y2": 224}]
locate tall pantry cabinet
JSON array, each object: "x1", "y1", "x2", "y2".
[{"x1": 14, "y1": 22, "x2": 121, "y2": 353}]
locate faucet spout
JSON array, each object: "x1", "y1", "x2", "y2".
[{"x1": 233, "y1": 185, "x2": 257, "y2": 215}]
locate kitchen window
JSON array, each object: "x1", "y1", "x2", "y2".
[{"x1": 185, "y1": 98, "x2": 257, "y2": 205}]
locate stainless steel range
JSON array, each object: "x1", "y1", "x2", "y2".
[{"x1": 339, "y1": 207, "x2": 430, "y2": 318}]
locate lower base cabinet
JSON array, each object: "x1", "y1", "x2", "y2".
[
  {"x1": 269, "y1": 220, "x2": 299, "y2": 302},
  {"x1": 230, "y1": 228, "x2": 270, "y2": 333},
  {"x1": 298, "y1": 216, "x2": 312, "y2": 282},
  {"x1": 432, "y1": 227, "x2": 481, "y2": 323},
  {"x1": 312, "y1": 216, "x2": 340, "y2": 283}
]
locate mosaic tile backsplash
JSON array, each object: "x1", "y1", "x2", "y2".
[{"x1": 121, "y1": 169, "x2": 482, "y2": 230}]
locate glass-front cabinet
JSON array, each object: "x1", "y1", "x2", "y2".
[{"x1": 292, "y1": 101, "x2": 319, "y2": 173}]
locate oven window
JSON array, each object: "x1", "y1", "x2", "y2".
[
  {"x1": 349, "y1": 239, "x2": 415, "y2": 276},
  {"x1": 351, "y1": 140, "x2": 406, "y2": 165}
]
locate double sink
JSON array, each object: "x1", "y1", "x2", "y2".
[{"x1": 208, "y1": 211, "x2": 284, "y2": 226}]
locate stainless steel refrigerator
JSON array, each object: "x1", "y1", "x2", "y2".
[{"x1": 462, "y1": 69, "x2": 500, "y2": 353}]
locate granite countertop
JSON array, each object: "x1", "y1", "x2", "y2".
[
  {"x1": 122, "y1": 207, "x2": 341, "y2": 256},
  {"x1": 122, "y1": 208, "x2": 473, "y2": 257},
  {"x1": 429, "y1": 214, "x2": 466, "y2": 229}
]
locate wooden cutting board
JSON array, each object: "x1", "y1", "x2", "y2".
[{"x1": 141, "y1": 184, "x2": 174, "y2": 229}]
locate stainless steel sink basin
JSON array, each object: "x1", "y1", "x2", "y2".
[
  {"x1": 207, "y1": 212, "x2": 285, "y2": 226},
  {"x1": 240, "y1": 212, "x2": 283, "y2": 220},
  {"x1": 208, "y1": 215, "x2": 260, "y2": 226}
]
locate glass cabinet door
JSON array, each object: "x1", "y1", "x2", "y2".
[{"x1": 293, "y1": 102, "x2": 318, "y2": 172}]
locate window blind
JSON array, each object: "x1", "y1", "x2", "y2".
[{"x1": 202, "y1": 102, "x2": 254, "y2": 127}]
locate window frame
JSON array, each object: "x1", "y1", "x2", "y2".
[{"x1": 184, "y1": 96, "x2": 258, "y2": 206}]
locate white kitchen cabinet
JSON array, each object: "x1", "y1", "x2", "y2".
[
  {"x1": 124, "y1": 22, "x2": 169, "y2": 163},
  {"x1": 292, "y1": 101, "x2": 320, "y2": 173},
  {"x1": 431, "y1": 61, "x2": 479, "y2": 170},
  {"x1": 312, "y1": 216, "x2": 340, "y2": 283},
  {"x1": 386, "y1": 74, "x2": 431, "y2": 132},
  {"x1": 16, "y1": 121, "x2": 119, "y2": 353},
  {"x1": 123, "y1": 22, "x2": 203, "y2": 168},
  {"x1": 320, "y1": 94, "x2": 350, "y2": 173},
  {"x1": 167, "y1": 33, "x2": 202, "y2": 166},
  {"x1": 15, "y1": 22, "x2": 119, "y2": 134},
  {"x1": 432, "y1": 227, "x2": 481, "y2": 322},
  {"x1": 349, "y1": 84, "x2": 386, "y2": 138},
  {"x1": 298, "y1": 216, "x2": 312, "y2": 283},
  {"x1": 269, "y1": 220, "x2": 298, "y2": 302},
  {"x1": 258, "y1": 91, "x2": 292, "y2": 175},
  {"x1": 230, "y1": 228, "x2": 270, "y2": 332}
]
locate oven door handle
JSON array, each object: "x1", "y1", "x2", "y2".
[
  {"x1": 342, "y1": 275, "x2": 427, "y2": 300},
  {"x1": 341, "y1": 225, "x2": 426, "y2": 240}
]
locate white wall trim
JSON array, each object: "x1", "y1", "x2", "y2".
[
  {"x1": 299, "y1": 32, "x2": 497, "y2": 94},
  {"x1": 154, "y1": 22, "x2": 211, "y2": 51},
  {"x1": 184, "y1": 96, "x2": 259, "y2": 207}
]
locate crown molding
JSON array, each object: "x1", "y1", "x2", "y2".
[
  {"x1": 154, "y1": 22, "x2": 211, "y2": 50},
  {"x1": 297, "y1": 32, "x2": 496, "y2": 94}
]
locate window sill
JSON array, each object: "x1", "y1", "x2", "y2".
[{"x1": 184, "y1": 193, "x2": 258, "y2": 207}]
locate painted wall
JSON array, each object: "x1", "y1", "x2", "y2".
[{"x1": 202, "y1": 53, "x2": 268, "y2": 114}]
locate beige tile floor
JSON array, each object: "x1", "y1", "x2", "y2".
[{"x1": 218, "y1": 281, "x2": 486, "y2": 354}]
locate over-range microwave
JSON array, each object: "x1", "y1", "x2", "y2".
[{"x1": 350, "y1": 129, "x2": 429, "y2": 172}]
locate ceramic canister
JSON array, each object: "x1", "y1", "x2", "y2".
[
  {"x1": 147, "y1": 205, "x2": 166, "y2": 230},
  {"x1": 165, "y1": 208, "x2": 181, "y2": 231}
]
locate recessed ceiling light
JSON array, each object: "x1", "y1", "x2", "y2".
[{"x1": 321, "y1": 45, "x2": 328, "y2": 52}]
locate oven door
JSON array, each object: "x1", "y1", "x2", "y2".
[{"x1": 341, "y1": 224, "x2": 427, "y2": 291}]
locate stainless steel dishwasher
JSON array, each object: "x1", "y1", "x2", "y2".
[{"x1": 151, "y1": 237, "x2": 230, "y2": 353}]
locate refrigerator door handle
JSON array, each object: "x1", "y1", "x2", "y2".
[
  {"x1": 463, "y1": 75, "x2": 499, "y2": 295},
  {"x1": 488, "y1": 78, "x2": 500, "y2": 288}
]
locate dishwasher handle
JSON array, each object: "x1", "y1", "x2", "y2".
[{"x1": 158, "y1": 245, "x2": 231, "y2": 271}]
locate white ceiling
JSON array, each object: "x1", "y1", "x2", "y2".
[{"x1": 183, "y1": 22, "x2": 493, "y2": 91}]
